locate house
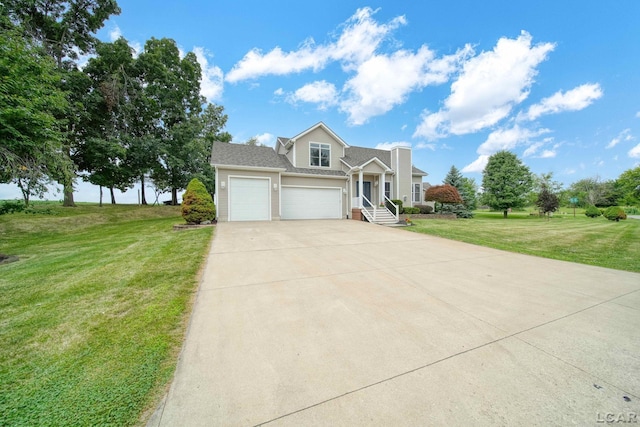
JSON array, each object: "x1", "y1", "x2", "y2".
[{"x1": 211, "y1": 122, "x2": 428, "y2": 222}]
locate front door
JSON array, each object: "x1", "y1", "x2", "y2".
[{"x1": 357, "y1": 181, "x2": 372, "y2": 207}]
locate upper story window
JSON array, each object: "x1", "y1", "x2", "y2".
[{"x1": 310, "y1": 142, "x2": 330, "y2": 167}]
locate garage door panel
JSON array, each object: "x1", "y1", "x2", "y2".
[
  {"x1": 282, "y1": 187, "x2": 341, "y2": 220},
  {"x1": 230, "y1": 178, "x2": 270, "y2": 221}
]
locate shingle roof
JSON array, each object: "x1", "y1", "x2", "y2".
[
  {"x1": 278, "y1": 155, "x2": 346, "y2": 176},
  {"x1": 412, "y1": 166, "x2": 428, "y2": 176},
  {"x1": 342, "y1": 146, "x2": 391, "y2": 168},
  {"x1": 211, "y1": 142, "x2": 286, "y2": 169}
]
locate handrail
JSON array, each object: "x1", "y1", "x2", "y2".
[
  {"x1": 384, "y1": 195, "x2": 399, "y2": 222},
  {"x1": 361, "y1": 194, "x2": 375, "y2": 220}
]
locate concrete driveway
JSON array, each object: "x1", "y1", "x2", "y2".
[{"x1": 151, "y1": 220, "x2": 640, "y2": 426}]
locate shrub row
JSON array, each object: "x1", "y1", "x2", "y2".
[{"x1": 0, "y1": 200, "x2": 25, "y2": 215}]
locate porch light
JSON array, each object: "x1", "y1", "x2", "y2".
[{"x1": 220, "y1": 181, "x2": 226, "y2": 189}]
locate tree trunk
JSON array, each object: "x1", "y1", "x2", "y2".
[
  {"x1": 503, "y1": 210, "x2": 508, "y2": 218},
  {"x1": 110, "y1": 187, "x2": 116, "y2": 204},
  {"x1": 63, "y1": 184, "x2": 75, "y2": 207},
  {"x1": 99, "y1": 185, "x2": 103, "y2": 207},
  {"x1": 140, "y1": 175, "x2": 147, "y2": 205},
  {"x1": 171, "y1": 188, "x2": 178, "y2": 205}
]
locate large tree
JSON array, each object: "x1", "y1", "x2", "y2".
[
  {"x1": 482, "y1": 151, "x2": 533, "y2": 218},
  {"x1": 568, "y1": 176, "x2": 617, "y2": 207},
  {"x1": 5, "y1": 0, "x2": 121, "y2": 206},
  {"x1": 424, "y1": 184, "x2": 463, "y2": 213},
  {"x1": 0, "y1": 23, "x2": 68, "y2": 205},
  {"x1": 138, "y1": 38, "x2": 207, "y2": 204},
  {"x1": 615, "y1": 166, "x2": 640, "y2": 206}
]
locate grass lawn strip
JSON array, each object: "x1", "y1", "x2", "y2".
[
  {"x1": 0, "y1": 204, "x2": 213, "y2": 426},
  {"x1": 407, "y1": 210, "x2": 640, "y2": 273}
]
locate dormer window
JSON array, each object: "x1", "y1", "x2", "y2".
[{"x1": 310, "y1": 142, "x2": 330, "y2": 167}]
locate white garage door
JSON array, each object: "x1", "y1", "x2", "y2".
[
  {"x1": 229, "y1": 177, "x2": 270, "y2": 221},
  {"x1": 281, "y1": 187, "x2": 342, "y2": 220}
]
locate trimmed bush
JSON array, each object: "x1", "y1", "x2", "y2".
[
  {"x1": 181, "y1": 178, "x2": 216, "y2": 224},
  {"x1": 603, "y1": 206, "x2": 627, "y2": 222},
  {"x1": 414, "y1": 204, "x2": 434, "y2": 214},
  {"x1": 584, "y1": 205, "x2": 601, "y2": 218},
  {"x1": 403, "y1": 207, "x2": 420, "y2": 214},
  {"x1": 387, "y1": 199, "x2": 403, "y2": 214}
]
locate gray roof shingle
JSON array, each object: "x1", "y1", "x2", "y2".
[
  {"x1": 211, "y1": 142, "x2": 286, "y2": 169},
  {"x1": 342, "y1": 146, "x2": 391, "y2": 168}
]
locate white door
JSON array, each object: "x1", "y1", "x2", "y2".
[
  {"x1": 281, "y1": 187, "x2": 341, "y2": 219},
  {"x1": 229, "y1": 177, "x2": 270, "y2": 221}
]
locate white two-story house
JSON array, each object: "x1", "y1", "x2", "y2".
[{"x1": 211, "y1": 122, "x2": 427, "y2": 223}]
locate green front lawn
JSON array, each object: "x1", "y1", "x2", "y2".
[
  {"x1": 0, "y1": 203, "x2": 213, "y2": 426},
  {"x1": 407, "y1": 210, "x2": 640, "y2": 272}
]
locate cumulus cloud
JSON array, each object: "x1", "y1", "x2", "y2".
[
  {"x1": 226, "y1": 7, "x2": 405, "y2": 83},
  {"x1": 539, "y1": 149, "x2": 557, "y2": 158},
  {"x1": 255, "y1": 133, "x2": 275, "y2": 146},
  {"x1": 226, "y1": 7, "x2": 472, "y2": 125},
  {"x1": 520, "y1": 83, "x2": 602, "y2": 121},
  {"x1": 375, "y1": 141, "x2": 412, "y2": 150},
  {"x1": 414, "y1": 31, "x2": 555, "y2": 140},
  {"x1": 193, "y1": 47, "x2": 224, "y2": 103},
  {"x1": 109, "y1": 25, "x2": 123, "y2": 41},
  {"x1": 286, "y1": 81, "x2": 338, "y2": 110},
  {"x1": 629, "y1": 143, "x2": 640, "y2": 158},
  {"x1": 341, "y1": 45, "x2": 472, "y2": 125},
  {"x1": 477, "y1": 125, "x2": 550, "y2": 155},
  {"x1": 461, "y1": 155, "x2": 490, "y2": 173},
  {"x1": 523, "y1": 141, "x2": 544, "y2": 157},
  {"x1": 606, "y1": 128, "x2": 633, "y2": 149}
]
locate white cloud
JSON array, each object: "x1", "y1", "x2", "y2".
[
  {"x1": 414, "y1": 31, "x2": 555, "y2": 140},
  {"x1": 563, "y1": 168, "x2": 576, "y2": 175},
  {"x1": 226, "y1": 7, "x2": 405, "y2": 83},
  {"x1": 636, "y1": 111, "x2": 640, "y2": 118},
  {"x1": 109, "y1": 25, "x2": 122, "y2": 41},
  {"x1": 539, "y1": 149, "x2": 557, "y2": 158},
  {"x1": 193, "y1": 47, "x2": 224, "y2": 103},
  {"x1": 287, "y1": 80, "x2": 338, "y2": 110},
  {"x1": 415, "y1": 142, "x2": 436, "y2": 150},
  {"x1": 341, "y1": 45, "x2": 472, "y2": 125},
  {"x1": 477, "y1": 125, "x2": 550, "y2": 155},
  {"x1": 255, "y1": 133, "x2": 275, "y2": 146},
  {"x1": 523, "y1": 141, "x2": 543, "y2": 157},
  {"x1": 274, "y1": 88, "x2": 284, "y2": 96},
  {"x1": 520, "y1": 83, "x2": 603, "y2": 121},
  {"x1": 606, "y1": 128, "x2": 633, "y2": 149},
  {"x1": 375, "y1": 141, "x2": 412, "y2": 150},
  {"x1": 461, "y1": 155, "x2": 490, "y2": 173},
  {"x1": 629, "y1": 143, "x2": 640, "y2": 158}
]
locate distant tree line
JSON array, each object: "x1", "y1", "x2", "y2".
[
  {"x1": 1, "y1": 1, "x2": 231, "y2": 206},
  {"x1": 429, "y1": 152, "x2": 639, "y2": 218}
]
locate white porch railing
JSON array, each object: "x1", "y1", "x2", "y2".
[{"x1": 384, "y1": 195, "x2": 399, "y2": 222}]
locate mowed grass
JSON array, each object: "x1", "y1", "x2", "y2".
[
  {"x1": 0, "y1": 203, "x2": 213, "y2": 426},
  {"x1": 407, "y1": 210, "x2": 640, "y2": 272}
]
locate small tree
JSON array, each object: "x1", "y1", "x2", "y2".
[
  {"x1": 424, "y1": 184, "x2": 463, "y2": 213},
  {"x1": 535, "y1": 185, "x2": 560, "y2": 220},
  {"x1": 181, "y1": 178, "x2": 215, "y2": 224}
]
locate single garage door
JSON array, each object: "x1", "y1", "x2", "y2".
[
  {"x1": 229, "y1": 177, "x2": 270, "y2": 221},
  {"x1": 281, "y1": 186, "x2": 342, "y2": 220}
]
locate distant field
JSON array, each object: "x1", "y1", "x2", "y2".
[
  {"x1": 407, "y1": 210, "x2": 640, "y2": 272},
  {"x1": 0, "y1": 203, "x2": 213, "y2": 426}
]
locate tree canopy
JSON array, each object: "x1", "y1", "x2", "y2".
[{"x1": 482, "y1": 151, "x2": 533, "y2": 218}]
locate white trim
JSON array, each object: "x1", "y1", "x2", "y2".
[
  {"x1": 228, "y1": 175, "x2": 271, "y2": 221},
  {"x1": 290, "y1": 122, "x2": 350, "y2": 148},
  {"x1": 360, "y1": 157, "x2": 393, "y2": 172},
  {"x1": 213, "y1": 164, "x2": 286, "y2": 172},
  {"x1": 309, "y1": 141, "x2": 331, "y2": 168},
  {"x1": 281, "y1": 172, "x2": 348, "y2": 180},
  {"x1": 292, "y1": 143, "x2": 296, "y2": 166},
  {"x1": 281, "y1": 184, "x2": 343, "y2": 190}
]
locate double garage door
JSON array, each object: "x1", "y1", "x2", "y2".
[{"x1": 228, "y1": 178, "x2": 341, "y2": 221}]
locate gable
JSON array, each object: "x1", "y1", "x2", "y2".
[{"x1": 289, "y1": 123, "x2": 347, "y2": 170}]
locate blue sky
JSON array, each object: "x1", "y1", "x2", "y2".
[{"x1": 3, "y1": 1, "x2": 640, "y2": 203}]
